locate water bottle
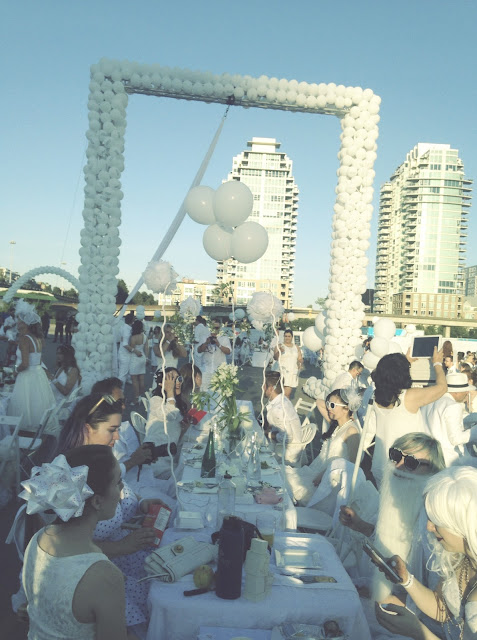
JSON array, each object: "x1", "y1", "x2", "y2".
[
  {"x1": 246, "y1": 434, "x2": 261, "y2": 486},
  {"x1": 216, "y1": 471, "x2": 236, "y2": 529},
  {"x1": 216, "y1": 515, "x2": 244, "y2": 600},
  {"x1": 200, "y1": 429, "x2": 216, "y2": 478}
]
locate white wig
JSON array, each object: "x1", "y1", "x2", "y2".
[{"x1": 424, "y1": 466, "x2": 477, "y2": 580}]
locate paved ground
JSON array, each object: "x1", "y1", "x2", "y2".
[{"x1": 0, "y1": 332, "x2": 324, "y2": 638}]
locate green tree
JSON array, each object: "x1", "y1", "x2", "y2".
[
  {"x1": 315, "y1": 297, "x2": 327, "y2": 310},
  {"x1": 132, "y1": 290, "x2": 156, "y2": 305},
  {"x1": 116, "y1": 279, "x2": 129, "y2": 304}
]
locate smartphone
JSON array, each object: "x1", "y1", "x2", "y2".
[{"x1": 362, "y1": 541, "x2": 402, "y2": 584}]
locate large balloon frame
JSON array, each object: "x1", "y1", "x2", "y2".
[{"x1": 76, "y1": 59, "x2": 380, "y2": 387}]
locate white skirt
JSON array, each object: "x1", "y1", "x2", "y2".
[{"x1": 8, "y1": 366, "x2": 56, "y2": 429}]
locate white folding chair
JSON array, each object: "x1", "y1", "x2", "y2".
[
  {"x1": 299, "y1": 422, "x2": 318, "y2": 466},
  {"x1": 130, "y1": 411, "x2": 147, "y2": 443},
  {"x1": 140, "y1": 395, "x2": 150, "y2": 412},
  {"x1": 294, "y1": 397, "x2": 316, "y2": 418},
  {"x1": 0, "y1": 415, "x2": 41, "y2": 497}
]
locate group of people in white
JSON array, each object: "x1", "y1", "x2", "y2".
[{"x1": 3, "y1": 298, "x2": 477, "y2": 640}]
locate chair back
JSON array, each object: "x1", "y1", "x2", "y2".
[
  {"x1": 130, "y1": 411, "x2": 147, "y2": 443},
  {"x1": 0, "y1": 415, "x2": 24, "y2": 497}
]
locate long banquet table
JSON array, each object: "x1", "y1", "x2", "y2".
[{"x1": 145, "y1": 413, "x2": 370, "y2": 640}]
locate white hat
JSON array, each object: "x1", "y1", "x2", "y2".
[{"x1": 446, "y1": 372, "x2": 475, "y2": 393}]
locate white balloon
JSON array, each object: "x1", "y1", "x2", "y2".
[
  {"x1": 287, "y1": 312, "x2": 295, "y2": 321},
  {"x1": 370, "y1": 336, "x2": 389, "y2": 358},
  {"x1": 231, "y1": 222, "x2": 269, "y2": 264},
  {"x1": 136, "y1": 305, "x2": 145, "y2": 320},
  {"x1": 387, "y1": 341, "x2": 403, "y2": 354},
  {"x1": 184, "y1": 185, "x2": 216, "y2": 225},
  {"x1": 374, "y1": 318, "x2": 396, "y2": 341},
  {"x1": 154, "y1": 310, "x2": 162, "y2": 318},
  {"x1": 234, "y1": 308, "x2": 245, "y2": 319},
  {"x1": 213, "y1": 181, "x2": 253, "y2": 226},
  {"x1": 203, "y1": 224, "x2": 233, "y2": 261},
  {"x1": 405, "y1": 324, "x2": 417, "y2": 334},
  {"x1": 315, "y1": 313, "x2": 325, "y2": 333},
  {"x1": 362, "y1": 350, "x2": 380, "y2": 371},
  {"x1": 302, "y1": 326, "x2": 323, "y2": 352}
]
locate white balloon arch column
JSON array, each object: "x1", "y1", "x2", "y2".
[{"x1": 76, "y1": 59, "x2": 380, "y2": 389}]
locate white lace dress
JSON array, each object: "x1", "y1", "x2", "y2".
[
  {"x1": 8, "y1": 335, "x2": 56, "y2": 429},
  {"x1": 275, "y1": 344, "x2": 300, "y2": 388},
  {"x1": 129, "y1": 334, "x2": 147, "y2": 376},
  {"x1": 286, "y1": 419, "x2": 361, "y2": 504},
  {"x1": 22, "y1": 528, "x2": 110, "y2": 639}
]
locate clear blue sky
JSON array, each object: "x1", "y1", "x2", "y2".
[{"x1": 1, "y1": 0, "x2": 476, "y2": 307}]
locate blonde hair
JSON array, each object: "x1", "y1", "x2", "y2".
[{"x1": 425, "y1": 466, "x2": 477, "y2": 580}]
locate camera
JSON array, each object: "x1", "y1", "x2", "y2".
[{"x1": 143, "y1": 441, "x2": 178, "y2": 461}]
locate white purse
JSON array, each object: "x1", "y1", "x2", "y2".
[{"x1": 143, "y1": 536, "x2": 217, "y2": 583}]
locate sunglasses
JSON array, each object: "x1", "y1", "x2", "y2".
[
  {"x1": 88, "y1": 394, "x2": 118, "y2": 417},
  {"x1": 388, "y1": 447, "x2": 431, "y2": 472},
  {"x1": 326, "y1": 400, "x2": 347, "y2": 410}
]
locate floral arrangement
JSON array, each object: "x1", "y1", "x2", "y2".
[
  {"x1": 238, "y1": 316, "x2": 252, "y2": 338},
  {"x1": 247, "y1": 291, "x2": 284, "y2": 330},
  {"x1": 179, "y1": 296, "x2": 201, "y2": 323},
  {"x1": 169, "y1": 312, "x2": 194, "y2": 346}
]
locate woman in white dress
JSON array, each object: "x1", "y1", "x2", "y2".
[
  {"x1": 8, "y1": 299, "x2": 56, "y2": 429},
  {"x1": 376, "y1": 466, "x2": 477, "y2": 640},
  {"x1": 286, "y1": 388, "x2": 361, "y2": 505},
  {"x1": 21, "y1": 444, "x2": 136, "y2": 640},
  {"x1": 149, "y1": 325, "x2": 161, "y2": 372},
  {"x1": 273, "y1": 329, "x2": 303, "y2": 398},
  {"x1": 153, "y1": 324, "x2": 187, "y2": 374},
  {"x1": 48, "y1": 344, "x2": 81, "y2": 405},
  {"x1": 128, "y1": 320, "x2": 149, "y2": 405}
]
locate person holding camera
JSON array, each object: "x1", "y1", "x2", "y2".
[{"x1": 198, "y1": 320, "x2": 231, "y2": 391}]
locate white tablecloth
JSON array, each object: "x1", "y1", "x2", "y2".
[
  {"x1": 146, "y1": 531, "x2": 370, "y2": 640},
  {"x1": 251, "y1": 351, "x2": 269, "y2": 368}
]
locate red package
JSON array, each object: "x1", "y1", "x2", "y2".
[
  {"x1": 187, "y1": 408, "x2": 207, "y2": 425},
  {"x1": 142, "y1": 504, "x2": 171, "y2": 547}
]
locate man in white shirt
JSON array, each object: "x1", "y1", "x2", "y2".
[
  {"x1": 330, "y1": 360, "x2": 364, "y2": 392},
  {"x1": 421, "y1": 372, "x2": 477, "y2": 466},
  {"x1": 117, "y1": 314, "x2": 134, "y2": 386},
  {"x1": 193, "y1": 316, "x2": 210, "y2": 370},
  {"x1": 198, "y1": 320, "x2": 231, "y2": 391},
  {"x1": 264, "y1": 371, "x2": 303, "y2": 466},
  {"x1": 443, "y1": 355, "x2": 457, "y2": 374}
]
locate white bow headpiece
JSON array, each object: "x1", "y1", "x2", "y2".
[{"x1": 19, "y1": 454, "x2": 94, "y2": 522}]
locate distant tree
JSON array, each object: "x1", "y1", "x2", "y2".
[
  {"x1": 52, "y1": 286, "x2": 62, "y2": 297},
  {"x1": 315, "y1": 297, "x2": 327, "y2": 310},
  {"x1": 132, "y1": 291, "x2": 156, "y2": 305},
  {"x1": 289, "y1": 318, "x2": 315, "y2": 331},
  {"x1": 116, "y1": 279, "x2": 129, "y2": 305},
  {"x1": 63, "y1": 288, "x2": 78, "y2": 301}
]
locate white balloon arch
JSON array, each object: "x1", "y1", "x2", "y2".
[
  {"x1": 76, "y1": 59, "x2": 380, "y2": 388},
  {"x1": 3, "y1": 266, "x2": 80, "y2": 303}
]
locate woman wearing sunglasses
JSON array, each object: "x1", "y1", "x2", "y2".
[
  {"x1": 53, "y1": 393, "x2": 168, "y2": 631},
  {"x1": 369, "y1": 348, "x2": 447, "y2": 488},
  {"x1": 376, "y1": 466, "x2": 477, "y2": 640},
  {"x1": 286, "y1": 388, "x2": 361, "y2": 505}
]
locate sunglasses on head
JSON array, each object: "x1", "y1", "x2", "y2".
[
  {"x1": 388, "y1": 447, "x2": 431, "y2": 472},
  {"x1": 88, "y1": 394, "x2": 118, "y2": 417},
  {"x1": 326, "y1": 400, "x2": 347, "y2": 410}
]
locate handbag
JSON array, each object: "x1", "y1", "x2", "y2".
[
  {"x1": 212, "y1": 515, "x2": 268, "y2": 560},
  {"x1": 143, "y1": 535, "x2": 217, "y2": 583}
]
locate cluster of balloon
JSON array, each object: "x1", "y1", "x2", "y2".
[
  {"x1": 135, "y1": 305, "x2": 145, "y2": 321},
  {"x1": 229, "y1": 308, "x2": 246, "y2": 322},
  {"x1": 302, "y1": 312, "x2": 325, "y2": 352},
  {"x1": 362, "y1": 317, "x2": 402, "y2": 371},
  {"x1": 184, "y1": 183, "x2": 269, "y2": 264}
]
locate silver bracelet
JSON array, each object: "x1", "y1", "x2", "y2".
[
  {"x1": 401, "y1": 572, "x2": 414, "y2": 589},
  {"x1": 433, "y1": 362, "x2": 443, "y2": 368}
]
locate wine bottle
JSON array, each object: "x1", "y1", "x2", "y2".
[
  {"x1": 200, "y1": 428, "x2": 216, "y2": 478},
  {"x1": 216, "y1": 515, "x2": 244, "y2": 600}
]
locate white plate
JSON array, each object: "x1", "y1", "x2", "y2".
[{"x1": 275, "y1": 548, "x2": 322, "y2": 570}]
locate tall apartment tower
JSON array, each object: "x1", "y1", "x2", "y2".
[
  {"x1": 374, "y1": 143, "x2": 472, "y2": 318},
  {"x1": 216, "y1": 137, "x2": 299, "y2": 308}
]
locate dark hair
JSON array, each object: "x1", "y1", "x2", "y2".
[
  {"x1": 349, "y1": 360, "x2": 363, "y2": 371},
  {"x1": 371, "y1": 353, "x2": 412, "y2": 407},
  {"x1": 264, "y1": 371, "x2": 283, "y2": 394},
  {"x1": 125, "y1": 313, "x2": 135, "y2": 326},
  {"x1": 153, "y1": 367, "x2": 187, "y2": 416},
  {"x1": 64, "y1": 444, "x2": 117, "y2": 497},
  {"x1": 91, "y1": 377, "x2": 123, "y2": 395},
  {"x1": 56, "y1": 344, "x2": 81, "y2": 378},
  {"x1": 56, "y1": 393, "x2": 123, "y2": 454},
  {"x1": 284, "y1": 329, "x2": 293, "y2": 336},
  {"x1": 28, "y1": 323, "x2": 44, "y2": 339},
  {"x1": 196, "y1": 316, "x2": 206, "y2": 326},
  {"x1": 179, "y1": 363, "x2": 202, "y2": 411},
  {"x1": 322, "y1": 389, "x2": 352, "y2": 440},
  {"x1": 131, "y1": 320, "x2": 143, "y2": 336}
]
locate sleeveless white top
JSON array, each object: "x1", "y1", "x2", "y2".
[
  {"x1": 371, "y1": 390, "x2": 425, "y2": 485},
  {"x1": 23, "y1": 529, "x2": 110, "y2": 640},
  {"x1": 15, "y1": 334, "x2": 42, "y2": 367},
  {"x1": 442, "y1": 574, "x2": 477, "y2": 639}
]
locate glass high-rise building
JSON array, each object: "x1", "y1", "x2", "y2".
[
  {"x1": 216, "y1": 137, "x2": 299, "y2": 308},
  {"x1": 374, "y1": 143, "x2": 472, "y2": 316}
]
